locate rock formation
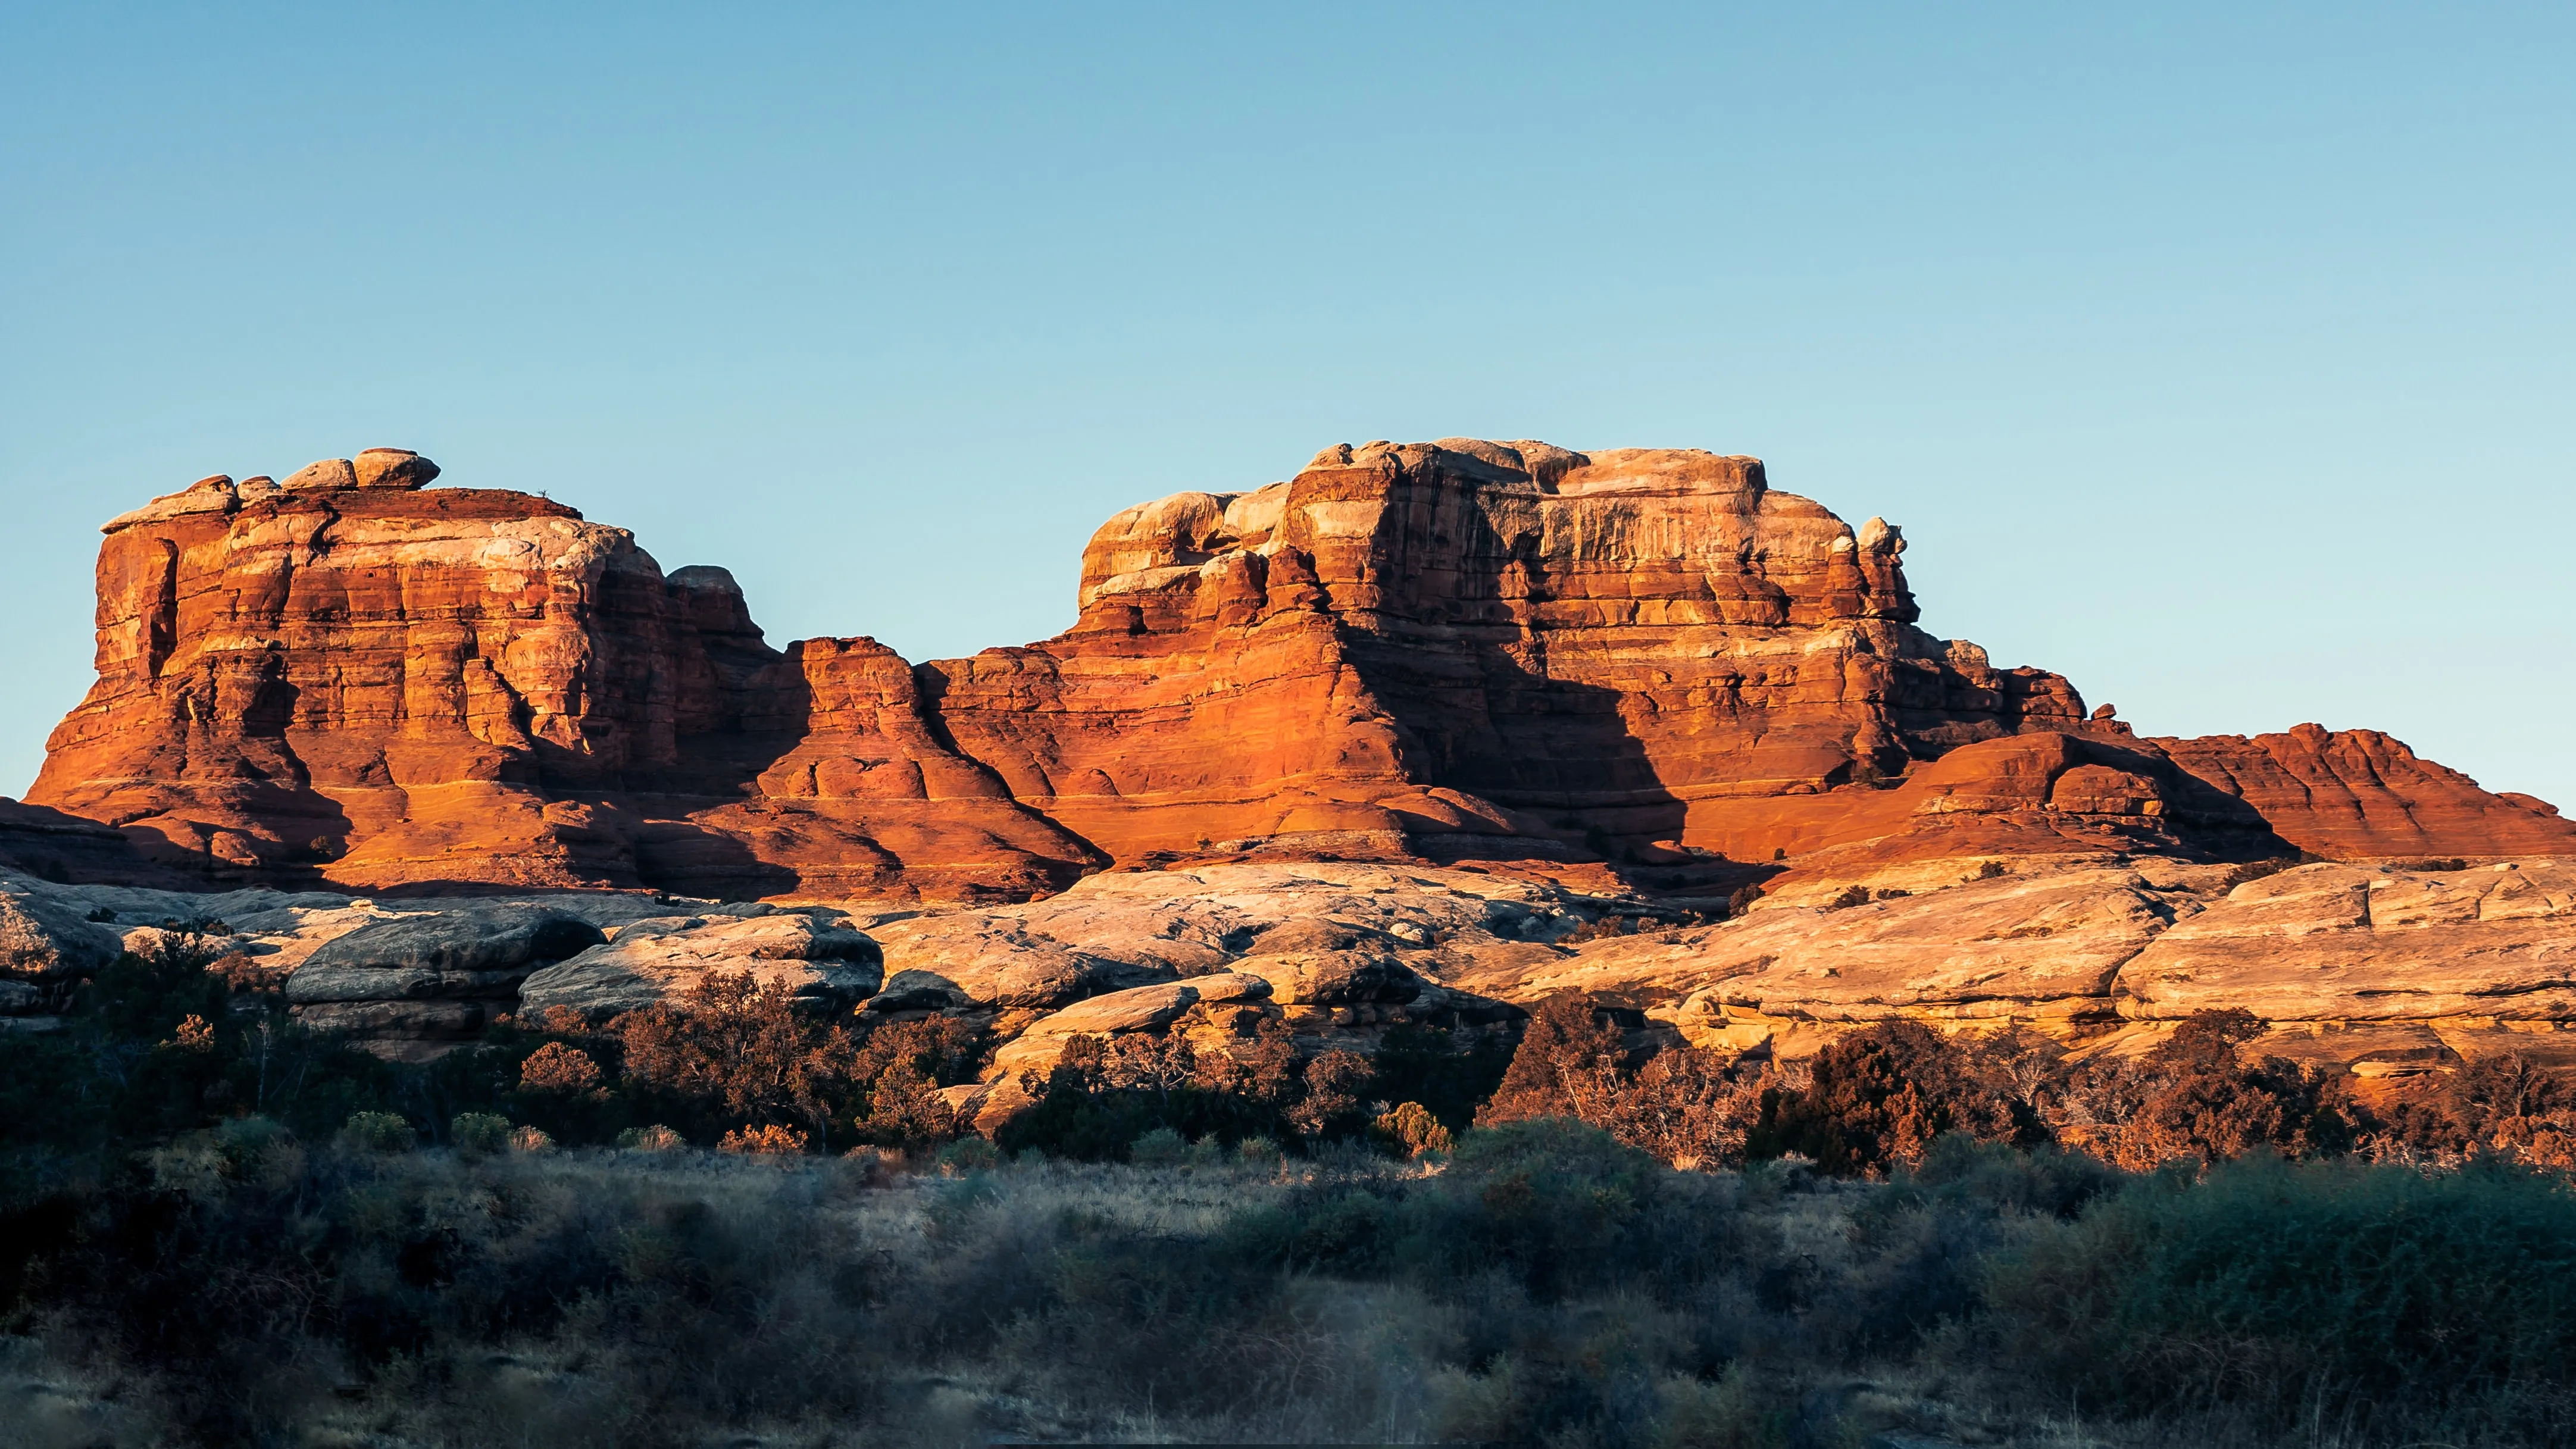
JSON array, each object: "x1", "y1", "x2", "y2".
[
  {"x1": 27, "y1": 452, "x2": 1097, "y2": 902},
  {"x1": 286, "y1": 906, "x2": 608, "y2": 1046},
  {"x1": 47, "y1": 437, "x2": 2561, "y2": 902},
  {"x1": 518, "y1": 910, "x2": 884, "y2": 1019},
  {"x1": 17, "y1": 437, "x2": 2576, "y2": 1085},
  {"x1": 921, "y1": 440, "x2": 2093, "y2": 865}
]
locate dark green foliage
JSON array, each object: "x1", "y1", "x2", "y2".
[
  {"x1": 1227, "y1": 1119, "x2": 1737, "y2": 1302},
  {"x1": 1988, "y1": 1154, "x2": 2576, "y2": 1438},
  {"x1": 1897, "y1": 1131, "x2": 2126, "y2": 1220}
]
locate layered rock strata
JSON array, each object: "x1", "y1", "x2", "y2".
[
  {"x1": 29, "y1": 455, "x2": 1096, "y2": 901},
  {"x1": 922, "y1": 440, "x2": 2094, "y2": 864},
  {"x1": 26, "y1": 440, "x2": 2575, "y2": 910}
]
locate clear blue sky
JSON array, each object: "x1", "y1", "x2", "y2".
[{"x1": 5, "y1": 5, "x2": 2571, "y2": 808}]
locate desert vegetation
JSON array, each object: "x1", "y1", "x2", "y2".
[{"x1": 8, "y1": 939, "x2": 2576, "y2": 1445}]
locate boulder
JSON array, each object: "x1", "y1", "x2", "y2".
[
  {"x1": 279, "y1": 456, "x2": 357, "y2": 490},
  {"x1": 0, "y1": 884, "x2": 125, "y2": 979},
  {"x1": 989, "y1": 974, "x2": 1273, "y2": 1075},
  {"x1": 286, "y1": 906, "x2": 606, "y2": 1045},
  {"x1": 1231, "y1": 918, "x2": 1424, "y2": 1006},
  {"x1": 865, "y1": 917, "x2": 1165, "y2": 1010},
  {"x1": 350, "y1": 448, "x2": 440, "y2": 489},
  {"x1": 517, "y1": 912, "x2": 883, "y2": 1018}
]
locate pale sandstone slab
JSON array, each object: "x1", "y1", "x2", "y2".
[{"x1": 518, "y1": 912, "x2": 883, "y2": 1017}]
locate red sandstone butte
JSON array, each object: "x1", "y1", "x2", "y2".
[
  {"x1": 27, "y1": 455, "x2": 1094, "y2": 900},
  {"x1": 24, "y1": 441, "x2": 2574, "y2": 897}
]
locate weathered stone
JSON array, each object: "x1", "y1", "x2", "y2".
[
  {"x1": 31, "y1": 462, "x2": 1097, "y2": 898},
  {"x1": 0, "y1": 882, "x2": 125, "y2": 979},
  {"x1": 350, "y1": 448, "x2": 440, "y2": 489},
  {"x1": 279, "y1": 456, "x2": 356, "y2": 490},
  {"x1": 989, "y1": 974, "x2": 1274, "y2": 1075},
  {"x1": 30, "y1": 440, "x2": 2570, "y2": 902},
  {"x1": 286, "y1": 906, "x2": 605, "y2": 1047},
  {"x1": 517, "y1": 912, "x2": 883, "y2": 1017}
]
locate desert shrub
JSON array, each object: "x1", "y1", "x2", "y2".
[
  {"x1": 1373, "y1": 1101, "x2": 1452, "y2": 1157},
  {"x1": 1473, "y1": 996, "x2": 1781, "y2": 1169},
  {"x1": 1605, "y1": 1046, "x2": 1767, "y2": 1169},
  {"x1": 2056, "y1": 1010, "x2": 2357, "y2": 1171},
  {"x1": 617, "y1": 1123, "x2": 686, "y2": 1151},
  {"x1": 1128, "y1": 1125, "x2": 1187, "y2": 1165},
  {"x1": 449, "y1": 1112, "x2": 512, "y2": 1156},
  {"x1": 615, "y1": 973, "x2": 855, "y2": 1144},
  {"x1": 340, "y1": 1111, "x2": 415, "y2": 1153},
  {"x1": 1899, "y1": 1132, "x2": 2124, "y2": 1220},
  {"x1": 1368, "y1": 1021, "x2": 1512, "y2": 1131},
  {"x1": 717, "y1": 1123, "x2": 807, "y2": 1155},
  {"x1": 519, "y1": 1041, "x2": 604, "y2": 1093},
  {"x1": 1287, "y1": 1049, "x2": 1374, "y2": 1138},
  {"x1": 1228, "y1": 1119, "x2": 1738, "y2": 1303},
  {"x1": 1987, "y1": 1155, "x2": 2576, "y2": 1437},
  {"x1": 848, "y1": 1016, "x2": 985, "y2": 1146},
  {"x1": 508, "y1": 1124, "x2": 557, "y2": 1153},
  {"x1": 1478, "y1": 993, "x2": 1627, "y2": 1128},
  {"x1": 1749, "y1": 1021, "x2": 2022, "y2": 1175},
  {"x1": 994, "y1": 1015, "x2": 1377, "y2": 1159},
  {"x1": 937, "y1": 1135, "x2": 1003, "y2": 1173}
]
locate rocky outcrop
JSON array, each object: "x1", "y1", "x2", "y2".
[
  {"x1": 0, "y1": 880, "x2": 125, "y2": 981},
  {"x1": 518, "y1": 912, "x2": 884, "y2": 1018},
  {"x1": 26, "y1": 440, "x2": 2572, "y2": 907},
  {"x1": 27, "y1": 453, "x2": 1096, "y2": 901},
  {"x1": 921, "y1": 440, "x2": 2093, "y2": 866},
  {"x1": 2151, "y1": 726, "x2": 2576, "y2": 860},
  {"x1": 987, "y1": 973, "x2": 1276, "y2": 1076},
  {"x1": 285, "y1": 906, "x2": 609, "y2": 1047}
]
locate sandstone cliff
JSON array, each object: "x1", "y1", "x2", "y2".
[
  {"x1": 917, "y1": 440, "x2": 2115, "y2": 869},
  {"x1": 27, "y1": 441, "x2": 2574, "y2": 905},
  {"x1": 27, "y1": 455, "x2": 1096, "y2": 900}
]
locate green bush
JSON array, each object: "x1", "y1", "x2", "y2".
[
  {"x1": 1374, "y1": 1101, "x2": 1454, "y2": 1158},
  {"x1": 617, "y1": 1123, "x2": 685, "y2": 1151},
  {"x1": 450, "y1": 1112, "x2": 512, "y2": 1156},
  {"x1": 1129, "y1": 1125, "x2": 1186, "y2": 1165},
  {"x1": 937, "y1": 1135, "x2": 1003, "y2": 1174},
  {"x1": 1987, "y1": 1155, "x2": 2576, "y2": 1434},
  {"x1": 340, "y1": 1111, "x2": 415, "y2": 1153}
]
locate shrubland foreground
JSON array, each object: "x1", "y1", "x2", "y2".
[{"x1": 10, "y1": 944, "x2": 2576, "y2": 1445}]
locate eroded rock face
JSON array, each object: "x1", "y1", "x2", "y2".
[
  {"x1": 0, "y1": 882, "x2": 125, "y2": 980},
  {"x1": 28, "y1": 453, "x2": 1096, "y2": 900},
  {"x1": 26, "y1": 441, "x2": 2572, "y2": 907},
  {"x1": 1457, "y1": 855, "x2": 2576, "y2": 1081},
  {"x1": 922, "y1": 440, "x2": 2093, "y2": 865},
  {"x1": 518, "y1": 912, "x2": 884, "y2": 1018},
  {"x1": 2152, "y1": 727, "x2": 2576, "y2": 860},
  {"x1": 285, "y1": 906, "x2": 608, "y2": 1044}
]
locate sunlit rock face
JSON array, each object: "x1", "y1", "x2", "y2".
[
  {"x1": 24, "y1": 440, "x2": 2574, "y2": 903},
  {"x1": 923, "y1": 439, "x2": 2094, "y2": 866},
  {"x1": 26, "y1": 452, "x2": 1095, "y2": 900}
]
